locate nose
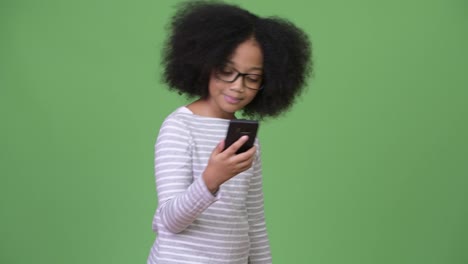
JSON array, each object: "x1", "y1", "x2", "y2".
[{"x1": 230, "y1": 74, "x2": 246, "y2": 92}]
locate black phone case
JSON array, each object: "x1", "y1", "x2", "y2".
[{"x1": 224, "y1": 119, "x2": 259, "y2": 154}]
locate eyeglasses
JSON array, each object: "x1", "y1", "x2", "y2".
[{"x1": 214, "y1": 66, "x2": 263, "y2": 90}]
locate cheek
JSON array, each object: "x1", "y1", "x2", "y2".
[{"x1": 207, "y1": 79, "x2": 220, "y2": 97}]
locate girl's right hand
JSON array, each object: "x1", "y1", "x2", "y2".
[{"x1": 202, "y1": 135, "x2": 256, "y2": 193}]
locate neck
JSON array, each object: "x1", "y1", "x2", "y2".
[{"x1": 187, "y1": 99, "x2": 236, "y2": 119}]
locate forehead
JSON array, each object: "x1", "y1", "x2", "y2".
[{"x1": 227, "y1": 39, "x2": 263, "y2": 71}]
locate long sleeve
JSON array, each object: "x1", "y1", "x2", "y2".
[
  {"x1": 153, "y1": 116, "x2": 219, "y2": 234},
  {"x1": 149, "y1": 109, "x2": 274, "y2": 263},
  {"x1": 247, "y1": 143, "x2": 272, "y2": 263}
]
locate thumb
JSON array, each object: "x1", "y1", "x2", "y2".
[{"x1": 212, "y1": 140, "x2": 225, "y2": 156}]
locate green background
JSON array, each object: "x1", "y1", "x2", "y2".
[{"x1": 1, "y1": 0, "x2": 467, "y2": 263}]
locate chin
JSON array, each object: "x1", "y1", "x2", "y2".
[{"x1": 219, "y1": 106, "x2": 239, "y2": 117}]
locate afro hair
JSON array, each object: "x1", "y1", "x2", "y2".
[{"x1": 162, "y1": 0, "x2": 312, "y2": 119}]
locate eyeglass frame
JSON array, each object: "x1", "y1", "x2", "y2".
[{"x1": 213, "y1": 67, "x2": 264, "y2": 91}]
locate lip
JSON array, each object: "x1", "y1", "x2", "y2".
[{"x1": 224, "y1": 94, "x2": 242, "y2": 104}]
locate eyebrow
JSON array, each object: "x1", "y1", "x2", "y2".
[{"x1": 226, "y1": 61, "x2": 263, "y2": 72}]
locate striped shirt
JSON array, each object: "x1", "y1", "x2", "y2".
[{"x1": 148, "y1": 107, "x2": 272, "y2": 264}]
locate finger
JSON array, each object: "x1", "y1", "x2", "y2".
[
  {"x1": 232, "y1": 145, "x2": 256, "y2": 162},
  {"x1": 235, "y1": 158, "x2": 255, "y2": 172},
  {"x1": 211, "y1": 140, "x2": 225, "y2": 156},
  {"x1": 232, "y1": 148, "x2": 256, "y2": 168},
  {"x1": 225, "y1": 135, "x2": 249, "y2": 155}
]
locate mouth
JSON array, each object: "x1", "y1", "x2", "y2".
[{"x1": 224, "y1": 95, "x2": 242, "y2": 104}]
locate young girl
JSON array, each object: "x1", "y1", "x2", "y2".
[{"x1": 148, "y1": 1, "x2": 312, "y2": 263}]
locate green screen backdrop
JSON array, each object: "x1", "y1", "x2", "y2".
[{"x1": 1, "y1": 0, "x2": 467, "y2": 263}]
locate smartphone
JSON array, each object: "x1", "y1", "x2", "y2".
[{"x1": 224, "y1": 119, "x2": 259, "y2": 154}]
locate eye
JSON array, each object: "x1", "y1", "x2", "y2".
[
  {"x1": 219, "y1": 67, "x2": 234, "y2": 75},
  {"x1": 246, "y1": 75, "x2": 261, "y2": 83}
]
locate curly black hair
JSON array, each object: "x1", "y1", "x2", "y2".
[{"x1": 162, "y1": 0, "x2": 312, "y2": 119}]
